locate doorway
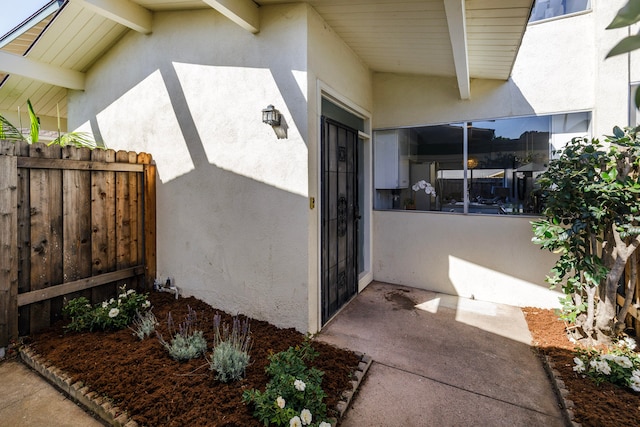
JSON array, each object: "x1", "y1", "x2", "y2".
[{"x1": 320, "y1": 117, "x2": 359, "y2": 323}]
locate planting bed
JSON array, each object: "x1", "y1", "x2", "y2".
[
  {"x1": 523, "y1": 308, "x2": 640, "y2": 427},
  {"x1": 25, "y1": 291, "x2": 362, "y2": 426}
]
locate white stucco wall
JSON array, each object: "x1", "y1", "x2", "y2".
[
  {"x1": 68, "y1": 5, "x2": 312, "y2": 332},
  {"x1": 373, "y1": 211, "x2": 561, "y2": 308}
]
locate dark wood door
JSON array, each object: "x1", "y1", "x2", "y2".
[{"x1": 321, "y1": 117, "x2": 358, "y2": 324}]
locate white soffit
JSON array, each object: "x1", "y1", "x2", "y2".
[{"x1": 0, "y1": 0, "x2": 533, "y2": 118}]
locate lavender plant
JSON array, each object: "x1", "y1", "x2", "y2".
[
  {"x1": 208, "y1": 313, "x2": 252, "y2": 382},
  {"x1": 130, "y1": 310, "x2": 158, "y2": 340},
  {"x1": 157, "y1": 306, "x2": 207, "y2": 361}
]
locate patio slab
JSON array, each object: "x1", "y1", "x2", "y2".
[{"x1": 316, "y1": 281, "x2": 566, "y2": 426}]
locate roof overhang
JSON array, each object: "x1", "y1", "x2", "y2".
[{"x1": 0, "y1": 0, "x2": 533, "y2": 121}]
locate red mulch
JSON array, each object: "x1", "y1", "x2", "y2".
[
  {"x1": 522, "y1": 307, "x2": 640, "y2": 427},
  {"x1": 26, "y1": 292, "x2": 360, "y2": 427}
]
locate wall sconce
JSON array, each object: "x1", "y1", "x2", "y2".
[
  {"x1": 262, "y1": 104, "x2": 288, "y2": 139},
  {"x1": 262, "y1": 104, "x2": 281, "y2": 126}
]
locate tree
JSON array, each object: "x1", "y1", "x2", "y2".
[
  {"x1": 0, "y1": 99, "x2": 97, "y2": 149},
  {"x1": 532, "y1": 126, "x2": 640, "y2": 344}
]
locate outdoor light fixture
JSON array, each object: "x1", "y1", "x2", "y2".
[{"x1": 262, "y1": 104, "x2": 281, "y2": 126}]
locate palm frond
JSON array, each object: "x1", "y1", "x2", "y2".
[
  {"x1": 0, "y1": 115, "x2": 26, "y2": 141},
  {"x1": 27, "y1": 99, "x2": 40, "y2": 143},
  {"x1": 48, "y1": 131, "x2": 98, "y2": 149}
]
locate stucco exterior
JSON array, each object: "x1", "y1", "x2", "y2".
[{"x1": 66, "y1": 1, "x2": 638, "y2": 330}]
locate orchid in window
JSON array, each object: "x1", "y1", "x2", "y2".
[{"x1": 412, "y1": 180, "x2": 436, "y2": 197}]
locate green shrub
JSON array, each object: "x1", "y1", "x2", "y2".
[
  {"x1": 130, "y1": 310, "x2": 158, "y2": 340},
  {"x1": 157, "y1": 306, "x2": 207, "y2": 362},
  {"x1": 243, "y1": 338, "x2": 331, "y2": 427},
  {"x1": 208, "y1": 314, "x2": 252, "y2": 382},
  {"x1": 63, "y1": 286, "x2": 151, "y2": 332}
]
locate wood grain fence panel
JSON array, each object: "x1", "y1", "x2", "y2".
[
  {"x1": 0, "y1": 152, "x2": 18, "y2": 346},
  {"x1": 115, "y1": 151, "x2": 132, "y2": 293},
  {"x1": 91, "y1": 149, "x2": 117, "y2": 303},
  {"x1": 139, "y1": 153, "x2": 156, "y2": 290},
  {"x1": 16, "y1": 141, "x2": 31, "y2": 336},
  {"x1": 128, "y1": 151, "x2": 140, "y2": 291},
  {"x1": 29, "y1": 144, "x2": 63, "y2": 332},
  {"x1": 62, "y1": 146, "x2": 92, "y2": 304}
]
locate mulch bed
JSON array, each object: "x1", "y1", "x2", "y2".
[
  {"x1": 25, "y1": 291, "x2": 361, "y2": 426},
  {"x1": 522, "y1": 307, "x2": 640, "y2": 427}
]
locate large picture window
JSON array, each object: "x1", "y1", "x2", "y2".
[{"x1": 373, "y1": 112, "x2": 591, "y2": 215}]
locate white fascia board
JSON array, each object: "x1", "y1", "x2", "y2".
[
  {"x1": 70, "y1": 0, "x2": 153, "y2": 34},
  {"x1": 444, "y1": 0, "x2": 470, "y2": 100},
  {"x1": 202, "y1": 0, "x2": 260, "y2": 34},
  {"x1": 0, "y1": 51, "x2": 85, "y2": 90},
  {"x1": 0, "y1": 1, "x2": 63, "y2": 48}
]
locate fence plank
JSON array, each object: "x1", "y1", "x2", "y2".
[
  {"x1": 62, "y1": 147, "x2": 92, "y2": 304},
  {"x1": 128, "y1": 151, "x2": 139, "y2": 290},
  {"x1": 91, "y1": 149, "x2": 117, "y2": 303},
  {"x1": 0, "y1": 155, "x2": 18, "y2": 347},
  {"x1": 29, "y1": 144, "x2": 63, "y2": 333},
  {"x1": 115, "y1": 151, "x2": 132, "y2": 293},
  {"x1": 143, "y1": 158, "x2": 156, "y2": 290},
  {"x1": 16, "y1": 142, "x2": 31, "y2": 336}
]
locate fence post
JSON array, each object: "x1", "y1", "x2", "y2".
[
  {"x1": 143, "y1": 158, "x2": 156, "y2": 290},
  {"x1": 0, "y1": 147, "x2": 18, "y2": 347}
]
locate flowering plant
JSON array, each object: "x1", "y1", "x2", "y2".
[
  {"x1": 573, "y1": 337, "x2": 640, "y2": 391},
  {"x1": 63, "y1": 285, "x2": 151, "y2": 332},
  {"x1": 412, "y1": 180, "x2": 436, "y2": 197},
  {"x1": 243, "y1": 339, "x2": 331, "y2": 426}
]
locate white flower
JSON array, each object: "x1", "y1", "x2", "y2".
[
  {"x1": 630, "y1": 370, "x2": 640, "y2": 392},
  {"x1": 276, "y1": 396, "x2": 286, "y2": 409},
  {"x1": 108, "y1": 298, "x2": 115, "y2": 304},
  {"x1": 294, "y1": 379, "x2": 306, "y2": 391},
  {"x1": 142, "y1": 300, "x2": 151, "y2": 309},
  {"x1": 619, "y1": 337, "x2": 637, "y2": 351},
  {"x1": 289, "y1": 416, "x2": 302, "y2": 427},
  {"x1": 412, "y1": 180, "x2": 436, "y2": 197},
  {"x1": 119, "y1": 293, "x2": 127, "y2": 299},
  {"x1": 300, "y1": 409, "x2": 312, "y2": 425},
  {"x1": 590, "y1": 358, "x2": 611, "y2": 375},
  {"x1": 319, "y1": 422, "x2": 332, "y2": 427},
  {"x1": 613, "y1": 355, "x2": 633, "y2": 369},
  {"x1": 573, "y1": 357, "x2": 586, "y2": 373},
  {"x1": 127, "y1": 289, "x2": 135, "y2": 295},
  {"x1": 108, "y1": 308, "x2": 120, "y2": 318},
  {"x1": 101, "y1": 301, "x2": 108, "y2": 308}
]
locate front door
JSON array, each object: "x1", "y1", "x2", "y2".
[{"x1": 321, "y1": 117, "x2": 358, "y2": 324}]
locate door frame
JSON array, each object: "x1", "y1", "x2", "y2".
[{"x1": 316, "y1": 81, "x2": 372, "y2": 328}]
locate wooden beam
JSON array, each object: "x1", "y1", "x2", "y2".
[
  {"x1": 0, "y1": 51, "x2": 85, "y2": 90},
  {"x1": 17, "y1": 266, "x2": 145, "y2": 306},
  {"x1": 444, "y1": 0, "x2": 471, "y2": 100},
  {"x1": 18, "y1": 157, "x2": 144, "y2": 172},
  {"x1": 70, "y1": 0, "x2": 153, "y2": 34},
  {"x1": 203, "y1": 0, "x2": 260, "y2": 34}
]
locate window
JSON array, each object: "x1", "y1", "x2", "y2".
[
  {"x1": 630, "y1": 84, "x2": 640, "y2": 127},
  {"x1": 529, "y1": 0, "x2": 590, "y2": 23},
  {"x1": 373, "y1": 112, "x2": 591, "y2": 215}
]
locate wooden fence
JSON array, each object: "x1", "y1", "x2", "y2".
[
  {"x1": 0, "y1": 140, "x2": 156, "y2": 347},
  {"x1": 619, "y1": 260, "x2": 640, "y2": 337}
]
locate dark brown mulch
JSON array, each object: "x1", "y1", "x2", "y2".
[
  {"x1": 522, "y1": 308, "x2": 640, "y2": 427},
  {"x1": 26, "y1": 291, "x2": 360, "y2": 427}
]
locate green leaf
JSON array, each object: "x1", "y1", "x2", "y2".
[
  {"x1": 27, "y1": 99, "x2": 39, "y2": 143},
  {"x1": 607, "y1": 0, "x2": 640, "y2": 29},
  {"x1": 606, "y1": 34, "x2": 640, "y2": 58},
  {"x1": 0, "y1": 115, "x2": 26, "y2": 141}
]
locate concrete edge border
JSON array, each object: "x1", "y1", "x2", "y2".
[
  {"x1": 19, "y1": 345, "x2": 373, "y2": 427},
  {"x1": 536, "y1": 349, "x2": 581, "y2": 427},
  {"x1": 20, "y1": 346, "x2": 138, "y2": 427}
]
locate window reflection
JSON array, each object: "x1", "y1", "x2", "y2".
[
  {"x1": 373, "y1": 113, "x2": 590, "y2": 215},
  {"x1": 529, "y1": 0, "x2": 590, "y2": 23}
]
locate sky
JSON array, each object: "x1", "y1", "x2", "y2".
[{"x1": 0, "y1": 0, "x2": 49, "y2": 36}]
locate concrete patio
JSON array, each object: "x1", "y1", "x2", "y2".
[{"x1": 316, "y1": 281, "x2": 566, "y2": 426}]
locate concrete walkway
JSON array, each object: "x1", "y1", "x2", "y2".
[
  {"x1": 0, "y1": 358, "x2": 104, "y2": 427},
  {"x1": 316, "y1": 281, "x2": 566, "y2": 427}
]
